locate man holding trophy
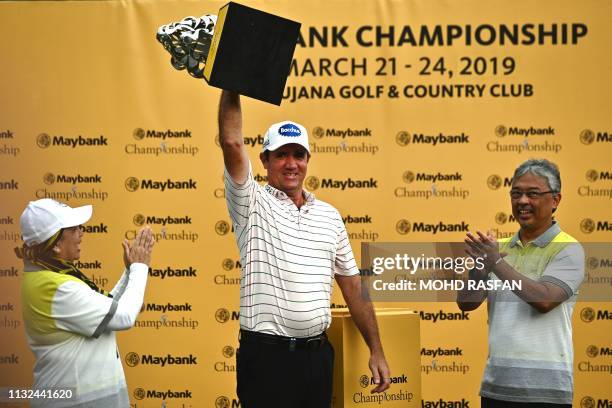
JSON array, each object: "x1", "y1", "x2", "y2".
[
  {"x1": 219, "y1": 90, "x2": 390, "y2": 407},
  {"x1": 158, "y1": 3, "x2": 390, "y2": 406}
]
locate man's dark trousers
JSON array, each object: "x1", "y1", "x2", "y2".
[{"x1": 237, "y1": 332, "x2": 334, "y2": 408}]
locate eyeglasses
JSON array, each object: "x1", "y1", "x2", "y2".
[
  {"x1": 509, "y1": 190, "x2": 555, "y2": 200},
  {"x1": 64, "y1": 225, "x2": 83, "y2": 232}
]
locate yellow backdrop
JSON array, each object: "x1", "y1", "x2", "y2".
[{"x1": 0, "y1": 0, "x2": 610, "y2": 407}]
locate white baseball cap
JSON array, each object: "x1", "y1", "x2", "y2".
[
  {"x1": 262, "y1": 121, "x2": 310, "y2": 153},
  {"x1": 20, "y1": 199, "x2": 92, "y2": 247}
]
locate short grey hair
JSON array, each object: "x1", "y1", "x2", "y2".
[{"x1": 513, "y1": 159, "x2": 561, "y2": 193}]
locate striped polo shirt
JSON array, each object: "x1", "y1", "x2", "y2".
[
  {"x1": 224, "y1": 163, "x2": 359, "y2": 337},
  {"x1": 481, "y1": 222, "x2": 584, "y2": 404}
]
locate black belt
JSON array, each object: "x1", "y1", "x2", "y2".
[{"x1": 239, "y1": 329, "x2": 328, "y2": 351}]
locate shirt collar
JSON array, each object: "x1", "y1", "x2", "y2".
[
  {"x1": 509, "y1": 221, "x2": 561, "y2": 248},
  {"x1": 24, "y1": 260, "x2": 43, "y2": 272},
  {"x1": 264, "y1": 184, "x2": 315, "y2": 205}
]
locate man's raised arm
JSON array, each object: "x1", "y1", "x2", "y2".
[{"x1": 219, "y1": 90, "x2": 249, "y2": 184}]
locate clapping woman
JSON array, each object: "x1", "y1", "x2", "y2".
[{"x1": 15, "y1": 199, "x2": 154, "y2": 407}]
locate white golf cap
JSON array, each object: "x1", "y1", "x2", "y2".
[
  {"x1": 262, "y1": 121, "x2": 310, "y2": 153},
  {"x1": 20, "y1": 199, "x2": 92, "y2": 247}
]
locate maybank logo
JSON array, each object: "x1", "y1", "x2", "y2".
[
  {"x1": 144, "y1": 302, "x2": 193, "y2": 313},
  {"x1": 419, "y1": 310, "x2": 470, "y2": 322},
  {"x1": 586, "y1": 345, "x2": 599, "y2": 358},
  {"x1": 487, "y1": 174, "x2": 512, "y2": 190},
  {"x1": 585, "y1": 170, "x2": 612, "y2": 182},
  {"x1": 305, "y1": 177, "x2": 378, "y2": 190},
  {"x1": 585, "y1": 345, "x2": 612, "y2": 358},
  {"x1": 395, "y1": 220, "x2": 469, "y2": 235},
  {"x1": 578, "y1": 396, "x2": 612, "y2": 408},
  {"x1": 133, "y1": 214, "x2": 192, "y2": 226},
  {"x1": 423, "y1": 399, "x2": 471, "y2": 407},
  {"x1": 580, "y1": 129, "x2": 611, "y2": 145},
  {"x1": 36, "y1": 134, "x2": 108, "y2": 148},
  {"x1": 586, "y1": 257, "x2": 612, "y2": 270},
  {"x1": 221, "y1": 258, "x2": 242, "y2": 271},
  {"x1": 149, "y1": 266, "x2": 198, "y2": 279},
  {"x1": 305, "y1": 176, "x2": 320, "y2": 190},
  {"x1": 488, "y1": 125, "x2": 561, "y2": 153},
  {"x1": 421, "y1": 347, "x2": 463, "y2": 357},
  {"x1": 396, "y1": 171, "x2": 469, "y2": 199},
  {"x1": 132, "y1": 128, "x2": 192, "y2": 140},
  {"x1": 124, "y1": 177, "x2": 197, "y2": 192},
  {"x1": 580, "y1": 219, "x2": 612, "y2": 234},
  {"x1": 581, "y1": 307, "x2": 596, "y2": 323},
  {"x1": 215, "y1": 308, "x2": 239, "y2": 323},
  {"x1": 396, "y1": 220, "x2": 411, "y2": 234},
  {"x1": 0, "y1": 216, "x2": 13, "y2": 225},
  {"x1": 395, "y1": 131, "x2": 470, "y2": 147},
  {"x1": 215, "y1": 220, "x2": 231, "y2": 235},
  {"x1": 495, "y1": 212, "x2": 516, "y2": 225},
  {"x1": 396, "y1": 131, "x2": 411, "y2": 146},
  {"x1": 222, "y1": 346, "x2": 235, "y2": 358},
  {"x1": 124, "y1": 352, "x2": 198, "y2": 367},
  {"x1": 279, "y1": 123, "x2": 301, "y2": 137},
  {"x1": 311, "y1": 126, "x2": 372, "y2": 139},
  {"x1": 43, "y1": 173, "x2": 102, "y2": 185},
  {"x1": 580, "y1": 307, "x2": 612, "y2": 322},
  {"x1": 215, "y1": 396, "x2": 241, "y2": 408},
  {"x1": 359, "y1": 373, "x2": 408, "y2": 387},
  {"x1": 133, "y1": 387, "x2": 192, "y2": 400},
  {"x1": 402, "y1": 171, "x2": 462, "y2": 184},
  {"x1": 125, "y1": 352, "x2": 140, "y2": 367},
  {"x1": 495, "y1": 125, "x2": 555, "y2": 137}
]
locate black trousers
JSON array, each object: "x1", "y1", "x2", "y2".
[
  {"x1": 481, "y1": 397, "x2": 572, "y2": 408},
  {"x1": 236, "y1": 336, "x2": 334, "y2": 408}
]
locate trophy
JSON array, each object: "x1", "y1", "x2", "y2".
[{"x1": 157, "y1": 2, "x2": 301, "y2": 105}]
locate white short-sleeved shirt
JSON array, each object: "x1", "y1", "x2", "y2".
[{"x1": 225, "y1": 164, "x2": 359, "y2": 337}]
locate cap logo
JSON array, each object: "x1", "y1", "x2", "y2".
[{"x1": 279, "y1": 123, "x2": 301, "y2": 137}]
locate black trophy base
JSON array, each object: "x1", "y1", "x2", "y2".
[{"x1": 204, "y1": 2, "x2": 300, "y2": 105}]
